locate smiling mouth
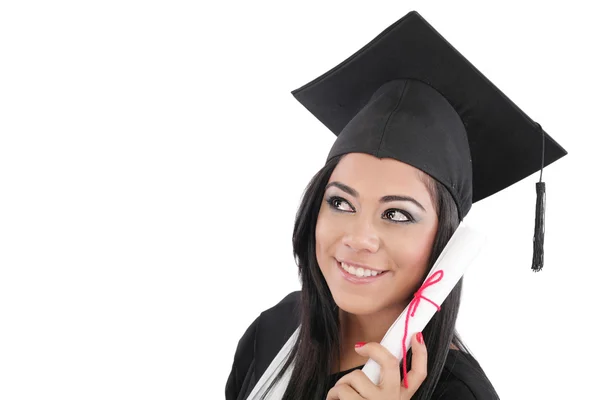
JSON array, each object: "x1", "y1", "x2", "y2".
[{"x1": 336, "y1": 260, "x2": 389, "y2": 282}]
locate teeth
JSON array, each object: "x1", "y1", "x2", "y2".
[{"x1": 341, "y1": 262, "x2": 384, "y2": 278}]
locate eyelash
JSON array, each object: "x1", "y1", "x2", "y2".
[{"x1": 325, "y1": 196, "x2": 415, "y2": 223}]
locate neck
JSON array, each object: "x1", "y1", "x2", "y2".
[
  {"x1": 335, "y1": 301, "x2": 408, "y2": 371},
  {"x1": 339, "y1": 302, "x2": 407, "y2": 344}
]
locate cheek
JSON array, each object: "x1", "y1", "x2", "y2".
[
  {"x1": 315, "y1": 213, "x2": 330, "y2": 256},
  {"x1": 391, "y1": 225, "x2": 437, "y2": 269},
  {"x1": 315, "y1": 208, "x2": 343, "y2": 257},
  {"x1": 314, "y1": 210, "x2": 326, "y2": 262}
]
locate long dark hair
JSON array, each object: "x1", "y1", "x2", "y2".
[{"x1": 261, "y1": 154, "x2": 470, "y2": 400}]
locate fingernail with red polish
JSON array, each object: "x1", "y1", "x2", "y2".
[
  {"x1": 355, "y1": 342, "x2": 366, "y2": 348},
  {"x1": 417, "y1": 332, "x2": 424, "y2": 344}
]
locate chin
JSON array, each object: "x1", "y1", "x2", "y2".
[{"x1": 330, "y1": 290, "x2": 382, "y2": 316}]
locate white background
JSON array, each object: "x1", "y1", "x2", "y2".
[{"x1": 1, "y1": 1, "x2": 598, "y2": 399}]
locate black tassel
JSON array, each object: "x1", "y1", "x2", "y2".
[
  {"x1": 532, "y1": 181, "x2": 545, "y2": 272},
  {"x1": 532, "y1": 122, "x2": 546, "y2": 272}
]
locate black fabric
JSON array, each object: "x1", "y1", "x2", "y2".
[
  {"x1": 226, "y1": 292, "x2": 499, "y2": 400},
  {"x1": 291, "y1": 10, "x2": 567, "y2": 219},
  {"x1": 225, "y1": 291, "x2": 301, "y2": 400}
]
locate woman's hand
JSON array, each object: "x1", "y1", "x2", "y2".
[{"x1": 326, "y1": 332, "x2": 427, "y2": 399}]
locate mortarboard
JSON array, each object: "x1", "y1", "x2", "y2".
[{"x1": 291, "y1": 11, "x2": 567, "y2": 271}]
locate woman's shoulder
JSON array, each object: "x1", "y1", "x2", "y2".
[
  {"x1": 432, "y1": 350, "x2": 500, "y2": 400},
  {"x1": 225, "y1": 291, "x2": 301, "y2": 400},
  {"x1": 233, "y1": 290, "x2": 301, "y2": 350},
  {"x1": 253, "y1": 290, "x2": 302, "y2": 365},
  {"x1": 260, "y1": 290, "x2": 302, "y2": 327}
]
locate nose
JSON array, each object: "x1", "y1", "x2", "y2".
[{"x1": 341, "y1": 219, "x2": 381, "y2": 253}]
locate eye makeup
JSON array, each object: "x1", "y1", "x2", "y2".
[
  {"x1": 325, "y1": 195, "x2": 354, "y2": 212},
  {"x1": 325, "y1": 195, "x2": 416, "y2": 223}
]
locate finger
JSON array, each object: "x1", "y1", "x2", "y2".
[
  {"x1": 326, "y1": 383, "x2": 365, "y2": 400},
  {"x1": 401, "y1": 332, "x2": 428, "y2": 395},
  {"x1": 334, "y1": 369, "x2": 379, "y2": 399},
  {"x1": 354, "y1": 342, "x2": 401, "y2": 388}
]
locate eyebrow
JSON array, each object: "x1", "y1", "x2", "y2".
[{"x1": 325, "y1": 181, "x2": 427, "y2": 212}]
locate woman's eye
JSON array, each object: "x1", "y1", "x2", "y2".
[
  {"x1": 327, "y1": 196, "x2": 353, "y2": 212},
  {"x1": 384, "y1": 209, "x2": 413, "y2": 223}
]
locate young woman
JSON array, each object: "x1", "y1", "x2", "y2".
[{"x1": 226, "y1": 11, "x2": 566, "y2": 400}]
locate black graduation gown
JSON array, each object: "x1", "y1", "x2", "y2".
[{"x1": 225, "y1": 291, "x2": 500, "y2": 400}]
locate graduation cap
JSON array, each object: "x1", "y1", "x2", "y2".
[{"x1": 291, "y1": 11, "x2": 567, "y2": 272}]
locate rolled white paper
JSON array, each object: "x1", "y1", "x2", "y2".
[{"x1": 361, "y1": 221, "x2": 486, "y2": 384}]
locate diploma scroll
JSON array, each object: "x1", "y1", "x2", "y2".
[{"x1": 361, "y1": 222, "x2": 486, "y2": 385}]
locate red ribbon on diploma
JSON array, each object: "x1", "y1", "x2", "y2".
[{"x1": 401, "y1": 270, "x2": 444, "y2": 389}]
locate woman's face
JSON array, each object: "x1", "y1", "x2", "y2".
[{"x1": 315, "y1": 152, "x2": 439, "y2": 316}]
